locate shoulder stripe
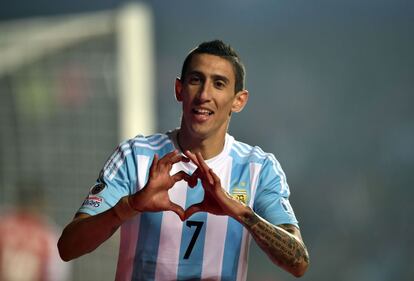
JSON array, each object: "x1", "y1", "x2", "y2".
[
  {"x1": 233, "y1": 142, "x2": 270, "y2": 162},
  {"x1": 131, "y1": 138, "x2": 172, "y2": 151},
  {"x1": 146, "y1": 134, "x2": 169, "y2": 146},
  {"x1": 234, "y1": 141, "x2": 251, "y2": 154},
  {"x1": 266, "y1": 153, "x2": 289, "y2": 194},
  {"x1": 253, "y1": 146, "x2": 267, "y2": 157},
  {"x1": 232, "y1": 142, "x2": 249, "y2": 158},
  {"x1": 233, "y1": 143, "x2": 289, "y2": 194},
  {"x1": 104, "y1": 136, "x2": 172, "y2": 180},
  {"x1": 105, "y1": 148, "x2": 133, "y2": 180}
]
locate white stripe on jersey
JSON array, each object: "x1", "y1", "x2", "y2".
[
  {"x1": 232, "y1": 141, "x2": 266, "y2": 161},
  {"x1": 115, "y1": 154, "x2": 149, "y2": 281},
  {"x1": 236, "y1": 162, "x2": 262, "y2": 281},
  {"x1": 200, "y1": 157, "x2": 232, "y2": 280},
  {"x1": 248, "y1": 162, "x2": 261, "y2": 209},
  {"x1": 105, "y1": 137, "x2": 171, "y2": 180},
  {"x1": 136, "y1": 155, "x2": 151, "y2": 192},
  {"x1": 131, "y1": 138, "x2": 171, "y2": 151},
  {"x1": 106, "y1": 149, "x2": 132, "y2": 180},
  {"x1": 154, "y1": 163, "x2": 188, "y2": 281},
  {"x1": 115, "y1": 216, "x2": 141, "y2": 281},
  {"x1": 236, "y1": 228, "x2": 250, "y2": 281},
  {"x1": 232, "y1": 142, "x2": 248, "y2": 159},
  {"x1": 258, "y1": 148, "x2": 289, "y2": 195},
  {"x1": 146, "y1": 134, "x2": 169, "y2": 146}
]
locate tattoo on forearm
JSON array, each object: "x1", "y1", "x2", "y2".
[{"x1": 241, "y1": 212, "x2": 309, "y2": 269}]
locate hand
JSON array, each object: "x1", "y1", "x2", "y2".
[
  {"x1": 130, "y1": 150, "x2": 190, "y2": 220},
  {"x1": 183, "y1": 151, "x2": 247, "y2": 221}
]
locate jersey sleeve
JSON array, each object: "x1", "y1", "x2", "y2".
[
  {"x1": 77, "y1": 140, "x2": 137, "y2": 216},
  {"x1": 253, "y1": 154, "x2": 299, "y2": 227}
]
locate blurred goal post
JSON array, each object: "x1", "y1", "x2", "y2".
[
  {"x1": 0, "y1": 4, "x2": 155, "y2": 281},
  {"x1": 0, "y1": 2, "x2": 156, "y2": 140}
]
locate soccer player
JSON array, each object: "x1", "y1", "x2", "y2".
[{"x1": 58, "y1": 40, "x2": 309, "y2": 280}]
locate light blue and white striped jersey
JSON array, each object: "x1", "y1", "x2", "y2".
[{"x1": 78, "y1": 129, "x2": 298, "y2": 281}]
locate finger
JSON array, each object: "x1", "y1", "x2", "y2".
[
  {"x1": 158, "y1": 151, "x2": 181, "y2": 172},
  {"x1": 192, "y1": 167, "x2": 207, "y2": 183},
  {"x1": 183, "y1": 203, "x2": 203, "y2": 220},
  {"x1": 207, "y1": 169, "x2": 223, "y2": 194},
  {"x1": 172, "y1": 154, "x2": 191, "y2": 165},
  {"x1": 168, "y1": 202, "x2": 185, "y2": 221},
  {"x1": 149, "y1": 154, "x2": 159, "y2": 175},
  {"x1": 195, "y1": 152, "x2": 214, "y2": 185},
  {"x1": 187, "y1": 170, "x2": 199, "y2": 188},
  {"x1": 184, "y1": 151, "x2": 213, "y2": 186},
  {"x1": 195, "y1": 152, "x2": 209, "y2": 174},
  {"x1": 181, "y1": 155, "x2": 191, "y2": 163},
  {"x1": 162, "y1": 150, "x2": 190, "y2": 166},
  {"x1": 171, "y1": 170, "x2": 191, "y2": 183},
  {"x1": 192, "y1": 168, "x2": 213, "y2": 190},
  {"x1": 161, "y1": 150, "x2": 179, "y2": 163},
  {"x1": 209, "y1": 169, "x2": 221, "y2": 185},
  {"x1": 184, "y1": 150, "x2": 199, "y2": 166}
]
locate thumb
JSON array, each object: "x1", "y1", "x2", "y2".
[
  {"x1": 187, "y1": 172, "x2": 198, "y2": 188},
  {"x1": 169, "y1": 201, "x2": 185, "y2": 221},
  {"x1": 183, "y1": 203, "x2": 203, "y2": 221}
]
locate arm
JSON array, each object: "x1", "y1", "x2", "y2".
[
  {"x1": 57, "y1": 209, "x2": 123, "y2": 261},
  {"x1": 58, "y1": 151, "x2": 190, "y2": 261},
  {"x1": 239, "y1": 210, "x2": 309, "y2": 277},
  {"x1": 183, "y1": 151, "x2": 309, "y2": 277}
]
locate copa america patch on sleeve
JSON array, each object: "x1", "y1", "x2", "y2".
[
  {"x1": 82, "y1": 195, "x2": 104, "y2": 208},
  {"x1": 81, "y1": 181, "x2": 106, "y2": 208},
  {"x1": 90, "y1": 182, "x2": 106, "y2": 195}
]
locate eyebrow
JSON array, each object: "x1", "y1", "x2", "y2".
[{"x1": 188, "y1": 71, "x2": 230, "y2": 84}]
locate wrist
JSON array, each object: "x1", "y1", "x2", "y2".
[
  {"x1": 113, "y1": 196, "x2": 139, "y2": 222},
  {"x1": 238, "y1": 206, "x2": 260, "y2": 228}
]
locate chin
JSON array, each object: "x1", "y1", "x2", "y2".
[{"x1": 187, "y1": 125, "x2": 212, "y2": 139}]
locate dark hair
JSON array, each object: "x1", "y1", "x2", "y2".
[{"x1": 180, "y1": 40, "x2": 246, "y2": 93}]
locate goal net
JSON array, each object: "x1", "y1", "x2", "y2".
[{"x1": 0, "y1": 3, "x2": 155, "y2": 280}]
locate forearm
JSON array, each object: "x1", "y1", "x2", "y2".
[
  {"x1": 58, "y1": 197, "x2": 136, "y2": 261},
  {"x1": 238, "y1": 208, "x2": 309, "y2": 277}
]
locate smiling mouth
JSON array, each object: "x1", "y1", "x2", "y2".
[{"x1": 192, "y1": 108, "x2": 214, "y2": 116}]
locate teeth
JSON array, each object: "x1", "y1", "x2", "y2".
[{"x1": 194, "y1": 109, "x2": 213, "y2": 115}]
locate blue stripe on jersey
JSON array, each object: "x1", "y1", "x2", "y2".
[
  {"x1": 177, "y1": 182, "x2": 207, "y2": 280},
  {"x1": 131, "y1": 212, "x2": 164, "y2": 280},
  {"x1": 221, "y1": 161, "x2": 251, "y2": 280},
  {"x1": 221, "y1": 218, "x2": 244, "y2": 281},
  {"x1": 129, "y1": 137, "x2": 175, "y2": 281},
  {"x1": 177, "y1": 213, "x2": 207, "y2": 280},
  {"x1": 232, "y1": 141, "x2": 264, "y2": 164}
]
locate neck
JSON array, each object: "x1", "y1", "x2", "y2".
[{"x1": 177, "y1": 129, "x2": 227, "y2": 160}]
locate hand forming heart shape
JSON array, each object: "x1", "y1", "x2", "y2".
[{"x1": 128, "y1": 150, "x2": 245, "y2": 222}]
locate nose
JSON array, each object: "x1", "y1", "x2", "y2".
[{"x1": 197, "y1": 80, "x2": 212, "y2": 102}]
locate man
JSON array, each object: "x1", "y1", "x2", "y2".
[{"x1": 58, "y1": 40, "x2": 309, "y2": 280}]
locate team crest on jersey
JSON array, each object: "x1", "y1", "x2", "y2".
[{"x1": 231, "y1": 188, "x2": 248, "y2": 204}]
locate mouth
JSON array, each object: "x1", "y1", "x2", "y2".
[{"x1": 192, "y1": 108, "x2": 214, "y2": 116}]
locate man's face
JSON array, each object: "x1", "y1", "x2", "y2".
[{"x1": 175, "y1": 53, "x2": 248, "y2": 141}]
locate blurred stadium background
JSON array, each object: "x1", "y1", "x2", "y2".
[{"x1": 0, "y1": 1, "x2": 413, "y2": 280}]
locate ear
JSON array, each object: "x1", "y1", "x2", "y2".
[
  {"x1": 231, "y1": 90, "x2": 249, "y2": 113},
  {"x1": 175, "y1": 77, "x2": 183, "y2": 102}
]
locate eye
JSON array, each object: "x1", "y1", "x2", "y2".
[
  {"x1": 188, "y1": 75, "x2": 201, "y2": 85},
  {"x1": 214, "y1": 80, "x2": 226, "y2": 89}
]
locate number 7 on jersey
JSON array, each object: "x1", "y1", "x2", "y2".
[{"x1": 183, "y1": 220, "x2": 204, "y2": 259}]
